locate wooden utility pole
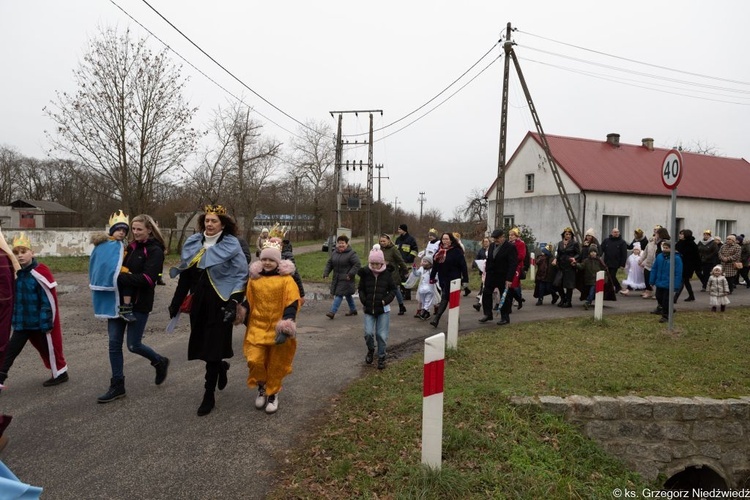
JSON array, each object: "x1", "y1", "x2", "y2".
[
  {"x1": 418, "y1": 191, "x2": 426, "y2": 222},
  {"x1": 375, "y1": 164, "x2": 389, "y2": 234},
  {"x1": 493, "y1": 23, "x2": 582, "y2": 242},
  {"x1": 329, "y1": 109, "x2": 383, "y2": 251}
]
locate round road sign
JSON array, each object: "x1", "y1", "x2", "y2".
[{"x1": 661, "y1": 149, "x2": 683, "y2": 190}]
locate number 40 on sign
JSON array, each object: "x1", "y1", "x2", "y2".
[{"x1": 661, "y1": 149, "x2": 683, "y2": 190}]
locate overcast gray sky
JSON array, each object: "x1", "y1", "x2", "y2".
[{"x1": 2, "y1": 1, "x2": 749, "y2": 219}]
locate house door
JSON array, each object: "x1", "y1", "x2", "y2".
[{"x1": 19, "y1": 212, "x2": 36, "y2": 228}]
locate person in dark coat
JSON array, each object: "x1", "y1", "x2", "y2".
[
  {"x1": 552, "y1": 227, "x2": 580, "y2": 308},
  {"x1": 323, "y1": 235, "x2": 361, "y2": 319},
  {"x1": 98, "y1": 214, "x2": 169, "y2": 403},
  {"x1": 169, "y1": 206, "x2": 249, "y2": 416},
  {"x1": 675, "y1": 229, "x2": 700, "y2": 302},
  {"x1": 357, "y1": 246, "x2": 397, "y2": 370},
  {"x1": 697, "y1": 229, "x2": 719, "y2": 291},
  {"x1": 600, "y1": 228, "x2": 628, "y2": 293},
  {"x1": 627, "y1": 228, "x2": 649, "y2": 253},
  {"x1": 395, "y1": 224, "x2": 418, "y2": 300},
  {"x1": 479, "y1": 229, "x2": 517, "y2": 325},
  {"x1": 428, "y1": 232, "x2": 469, "y2": 328}
]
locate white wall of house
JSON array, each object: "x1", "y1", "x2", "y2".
[
  {"x1": 2, "y1": 229, "x2": 101, "y2": 257},
  {"x1": 489, "y1": 138, "x2": 750, "y2": 245}
]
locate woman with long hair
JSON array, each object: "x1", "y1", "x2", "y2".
[
  {"x1": 97, "y1": 214, "x2": 170, "y2": 403},
  {"x1": 169, "y1": 205, "x2": 248, "y2": 416},
  {"x1": 551, "y1": 227, "x2": 580, "y2": 308},
  {"x1": 428, "y1": 232, "x2": 468, "y2": 328}
]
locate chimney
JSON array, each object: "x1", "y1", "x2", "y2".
[
  {"x1": 641, "y1": 137, "x2": 654, "y2": 151},
  {"x1": 606, "y1": 133, "x2": 620, "y2": 147}
]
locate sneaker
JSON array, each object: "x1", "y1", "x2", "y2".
[
  {"x1": 255, "y1": 384, "x2": 267, "y2": 410},
  {"x1": 325, "y1": 312, "x2": 335, "y2": 319},
  {"x1": 365, "y1": 349, "x2": 374, "y2": 364},
  {"x1": 42, "y1": 372, "x2": 69, "y2": 387},
  {"x1": 265, "y1": 394, "x2": 279, "y2": 414},
  {"x1": 377, "y1": 357, "x2": 386, "y2": 370},
  {"x1": 463, "y1": 287, "x2": 471, "y2": 297}
]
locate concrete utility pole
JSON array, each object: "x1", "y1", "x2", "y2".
[
  {"x1": 418, "y1": 191, "x2": 426, "y2": 222},
  {"x1": 329, "y1": 109, "x2": 383, "y2": 251},
  {"x1": 375, "y1": 164, "x2": 389, "y2": 234}
]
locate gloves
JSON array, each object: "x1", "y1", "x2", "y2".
[
  {"x1": 274, "y1": 319, "x2": 297, "y2": 344},
  {"x1": 168, "y1": 305, "x2": 178, "y2": 319},
  {"x1": 221, "y1": 300, "x2": 237, "y2": 323}
]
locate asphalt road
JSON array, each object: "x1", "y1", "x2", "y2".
[{"x1": 1, "y1": 260, "x2": 748, "y2": 498}]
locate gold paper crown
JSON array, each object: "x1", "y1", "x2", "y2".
[
  {"x1": 428, "y1": 228, "x2": 438, "y2": 235},
  {"x1": 262, "y1": 237, "x2": 283, "y2": 251},
  {"x1": 108, "y1": 210, "x2": 130, "y2": 228},
  {"x1": 703, "y1": 229, "x2": 712, "y2": 235},
  {"x1": 562, "y1": 227, "x2": 573, "y2": 234},
  {"x1": 204, "y1": 204, "x2": 227, "y2": 216},
  {"x1": 12, "y1": 232, "x2": 31, "y2": 250},
  {"x1": 267, "y1": 223, "x2": 287, "y2": 239}
]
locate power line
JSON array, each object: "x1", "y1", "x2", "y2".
[
  {"x1": 376, "y1": 54, "x2": 502, "y2": 143},
  {"x1": 521, "y1": 55, "x2": 750, "y2": 106},
  {"x1": 109, "y1": 0, "x2": 301, "y2": 138},
  {"x1": 139, "y1": 0, "x2": 315, "y2": 134},
  {"x1": 345, "y1": 41, "x2": 500, "y2": 137},
  {"x1": 517, "y1": 29, "x2": 750, "y2": 87}
]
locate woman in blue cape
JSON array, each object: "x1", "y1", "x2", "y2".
[{"x1": 169, "y1": 205, "x2": 248, "y2": 416}]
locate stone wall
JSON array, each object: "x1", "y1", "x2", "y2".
[{"x1": 511, "y1": 395, "x2": 750, "y2": 487}]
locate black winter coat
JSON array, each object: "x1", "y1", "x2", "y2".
[
  {"x1": 430, "y1": 245, "x2": 469, "y2": 291},
  {"x1": 676, "y1": 236, "x2": 700, "y2": 278},
  {"x1": 357, "y1": 266, "x2": 396, "y2": 316},
  {"x1": 117, "y1": 238, "x2": 164, "y2": 313}
]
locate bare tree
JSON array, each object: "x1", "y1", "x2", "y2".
[
  {"x1": 288, "y1": 120, "x2": 336, "y2": 235},
  {"x1": 674, "y1": 139, "x2": 723, "y2": 156},
  {"x1": 44, "y1": 27, "x2": 198, "y2": 216},
  {"x1": 0, "y1": 146, "x2": 23, "y2": 204},
  {"x1": 461, "y1": 188, "x2": 489, "y2": 224}
]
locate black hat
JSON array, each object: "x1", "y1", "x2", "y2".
[
  {"x1": 491, "y1": 229, "x2": 504, "y2": 239},
  {"x1": 399, "y1": 224, "x2": 408, "y2": 232}
]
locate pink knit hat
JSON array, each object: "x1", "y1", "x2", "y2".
[{"x1": 368, "y1": 244, "x2": 386, "y2": 274}]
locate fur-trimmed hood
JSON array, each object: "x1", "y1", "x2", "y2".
[
  {"x1": 249, "y1": 259, "x2": 296, "y2": 279},
  {"x1": 90, "y1": 231, "x2": 114, "y2": 246}
]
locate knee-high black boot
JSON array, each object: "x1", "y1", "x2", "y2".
[
  {"x1": 429, "y1": 297, "x2": 449, "y2": 327},
  {"x1": 197, "y1": 362, "x2": 219, "y2": 416}
]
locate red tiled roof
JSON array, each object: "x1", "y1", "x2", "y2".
[{"x1": 518, "y1": 132, "x2": 750, "y2": 203}]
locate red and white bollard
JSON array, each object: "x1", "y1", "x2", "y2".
[
  {"x1": 594, "y1": 270, "x2": 604, "y2": 320},
  {"x1": 529, "y1": 252, "x2": 536, "y2": 281},
  {"x1": 446, "y1": 278, "x2": 461, "y2": 349},
  {"x1": 421, "y1": 332, "x2": 445, "y2": 469}
]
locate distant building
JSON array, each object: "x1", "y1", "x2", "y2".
[
  {"x1": 0, "y1": 199, "x2": 77, "y2": 229},
  {"x1": 486, "y1": 132, "x2": 750, "y2": 246}
]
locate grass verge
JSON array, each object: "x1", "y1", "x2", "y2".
[{"x1": 272, "y1": 307, "x2": 750, "y2": 499}]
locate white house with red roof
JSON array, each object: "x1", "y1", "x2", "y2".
[{"x1": 486, "y1": 131, "x2": 750, "y2": 246}]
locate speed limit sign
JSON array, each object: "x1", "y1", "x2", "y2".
[{"x1": 661, "y1": 149, "x2": 683, "y2": 190}]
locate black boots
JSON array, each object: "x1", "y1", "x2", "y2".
[
  {"x1": 97, "y1": 377, "x2": 126, "y2": 403},
  {"x1": 197, "y1": 363, "x2": 219, "y2": 416},
  {"x1": 365, "y1": 349, "x2": 374, "y2": 365},
  {"x1": 218, "y1": 361, "x2": 230, "y2": 390},
  {"x1": 153, "y1": 357, "x2": 170, "y2": 385},
  {"x1": 398, "y1": 303, "x2": 407, "y2": 315}
]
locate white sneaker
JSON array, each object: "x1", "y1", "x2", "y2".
[
  {"x1": 265, "y1": 394, "x2": 279, "y2": 414},
  {"x1": 254, "y1": 384, "x2": 267, "y2": 410}
]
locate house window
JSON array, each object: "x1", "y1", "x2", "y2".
[
  {"x1": 602, "y1": 215, "x2": 628, "y2": 238},
  {"x1": 525, "y1": 174, "x2": 534, "y2": 193},
  {"x1": 716, "y1": 220, "x2": 736, "y2": 240},
  {"x1": 503, "y1": 215, "x2": 515, "y2": 228}
]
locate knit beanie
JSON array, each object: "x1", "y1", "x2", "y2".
[
  {"x1": 421, "y1": 255, "x2": 433, "y2": 266},
  {"x1": 369, "y1": 244, "x2": 386, "y2": 274},
  {"x1": 109, "y1": 223, "x2": 129, "y2": 236},
  {"x1": 399, "y1": 223, "x2": 408, "y2": 232},
  {"x1": 259, "y1": 246, "x2": 281, "y2": 264}
]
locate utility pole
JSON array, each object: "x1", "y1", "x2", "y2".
[
  {"x1": 418, "y1": 191, "x2": 426, "y2": 222},
  {"x1": 375, "y1": 164, "x2": 389, "y2": 234},
  {"x1": 329, "y1": 109, "x2": 383, "y2": 252},
  {"x1": 493, "y1": 23, "x2": 582, "y2": 242}
]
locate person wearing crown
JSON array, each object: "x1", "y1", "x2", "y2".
[
  {"x1": 97, "y1": 214, "x2": 171, "y2": 403},
  {"x1": 0, "y1": 233, "x2": 69, "y2": 390},
  {"x1": 169, "y1": 205, "x2": 248, "y2": 416},
  {"x1": 0, "y1": 228, "x2": 20, "y2": 367},
  {"x1": 240, "y1": 236, "x2": 300, "y2": 413},
  {"x1": 89, "y1": 211, "x2": 134, "y2": 321}
]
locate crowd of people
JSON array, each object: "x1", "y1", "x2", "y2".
[{"x1": 1, "y1": 216, "x2": 748, "y2": 421}]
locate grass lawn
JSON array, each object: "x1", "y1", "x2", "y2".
[{"x1": 272, "y1": 308, "x2": 750, "y2": 499}]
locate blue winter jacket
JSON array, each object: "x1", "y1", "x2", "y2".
[{"x1": 649, "y1": 252, "x2": 683, "y2": 290}]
